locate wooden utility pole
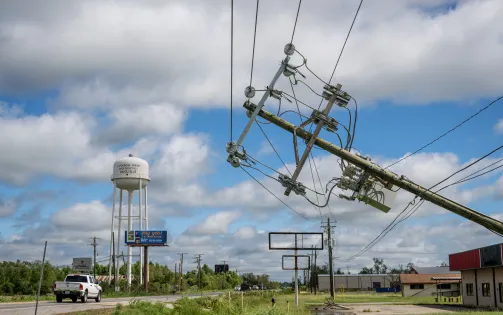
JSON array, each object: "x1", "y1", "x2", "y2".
[
  {"x1": 90, "y1": 237, "x2": 102, "y2": 278},
  {"x1": 178, "y1": 253, "x2": 187, "y2": 290},
  {"x1": 242, "y1": 101, "x2": 503, "y2": 234},
  {"x1": 322, "y1": 218, "x2": 335, "y2": 299},
  {"x1": 174, "y1": 263, "x2": 177, "y2": 291},
  {"x1": 34, "y1": 241, "x2": 47, "y2": 315},
  {"x1": 194, "y1": 254, "x2": 204, "y2": 291}
]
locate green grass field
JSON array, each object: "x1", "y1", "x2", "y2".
[{"x1": 57, "y1": 293, "x2": 503, "y2": 315}]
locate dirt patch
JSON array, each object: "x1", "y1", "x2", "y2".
[{"x1": 338, "y1": 304, "x2": 469, "y2": 314}]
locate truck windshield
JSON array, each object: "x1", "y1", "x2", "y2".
[{"x1": 65, "y1": 276, "x2": 88, "y2": 283}]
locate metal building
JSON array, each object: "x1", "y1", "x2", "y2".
[
  {"x1": 318, "y1": 274, "x2": 399, "y2": 291},
  {"x1": 449, "y1": 243, "x2": 503, "y2": 308}
]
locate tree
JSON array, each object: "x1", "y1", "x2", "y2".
[
  {"x1": 440, "y1": 262, "x2": 448, "y2": 267},
  {"x1": 335, "y1": 268, "x2": 344, "y2": 274}
]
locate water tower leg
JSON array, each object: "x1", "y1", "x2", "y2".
[
  {"x1": 116, "y1": 189, "x2": 123, "y2": 292},
  {"x1": 139, "y1": 179, "x2": 143, "y2": 286},
  {"x1": 109, "y1": 183, "x2": 116, "y2": 285},
  {"x1": 127, "y1": 190, "x2": 133, "y2": 288},
  {"x1": 145, "y1": 186, "x2": 149, "y2": 283}
]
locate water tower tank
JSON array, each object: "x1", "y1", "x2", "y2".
[{"x1": 111, "y1": 154, "x2": 150, "y2": 190}]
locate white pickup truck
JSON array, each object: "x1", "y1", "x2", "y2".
[{"x1": 53, "y1": 274, "x2": 102, "y2": 303}]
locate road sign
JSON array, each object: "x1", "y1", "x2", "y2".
[
  {"x1": 72, "y1": 257, "x2": 92, "y2": 272},
  {"x1": 124, "y1": 230, "x2": 168, "y2": 246}
]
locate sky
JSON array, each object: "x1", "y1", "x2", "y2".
[{"x1": 0, "y1": 0, "x2": 502, "y2": 282}]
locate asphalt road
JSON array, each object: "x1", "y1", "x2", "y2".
[{"x1": 0, "y1": 293, "x2": 222, "y2": 315}]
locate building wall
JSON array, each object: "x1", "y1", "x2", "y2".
[
  {"x1": 402, "y1": 283, "x2": 460, "y2": 298},
  {"x1": 318, "y1": 275, "x2": 396, "y2": 291},
  {"x1": 476, "y1": 268, "x2": 495, "y2": 307},
  {"x1": 461, "y1": 270, "x2": 477, "y2": 307},
  {"x1": 494, "y1": 267, "x2": 503, "y2": 308}
]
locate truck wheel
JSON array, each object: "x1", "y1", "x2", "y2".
[
  {"x1": 81, "y1": 291, "x2": 88, "y2": 303},
  {"x1": 56, "y1": 295, "x2": 63, "y2": 303},
  {"x1": 71, "y1": 297, "x2": 77, "y2": 303},
  {"x1": 95, "y1": 291, "x2": 101, "y2": 302}
]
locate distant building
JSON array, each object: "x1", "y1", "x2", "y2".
[
  {"x1": 318, "y1": 274, "x2": 399, "y2": 291},
  {"x1": 449, "y1": 243, "x2": 503, "y2": 308},
  {"x1": 400, "y1": 273, "x2": 461, "y2": 297}
]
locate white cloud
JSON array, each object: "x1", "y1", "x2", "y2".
[
  {"x1": 187, "y1": 211, "x2": 241, "y2": 235},
  {"x1": 94, "y1": 103, "x2": 186, "y2": 145},
  {"x1": 234, "y1": 226, "x2": 257, "y2": 240},
  {"x1": 0, "y1": 110, "x2": 95, "y2": 184},
  {"x1": 495, "y1": 119, "x2": 503, "y2": 134},
  {"x1": 0, "y1": 0, "x2": 502, "y2": 109}
]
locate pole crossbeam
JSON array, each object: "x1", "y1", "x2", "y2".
[{"x1": 243, "y1": 101, "x2": 503, "y2": 235}]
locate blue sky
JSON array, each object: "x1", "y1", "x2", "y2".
[{"x1": 0, "y1": 0, "x2": 502, "y2": 281}]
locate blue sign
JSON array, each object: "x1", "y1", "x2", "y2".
[{"x1": 125, "y1": 230, "x2": 168, "y2": 246}]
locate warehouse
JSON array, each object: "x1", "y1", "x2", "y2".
[
  {"x1": 318, "y1": 274, "x2": 399, "y2": 291},
  {"x1": 449, "y1": 243, "x2": 503, "y2": 307}
]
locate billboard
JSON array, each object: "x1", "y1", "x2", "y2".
[
  {"x1": 124, "y1": 230, "x2": 168, "y2": 246},
  {"x1": 268, "y1": 232, "x2": 324, "y2": 250},
  {"x1": 215, "y1": 264, "x2": 229, "y2": 273},
  {"x1": 72, "y1": 257, "x2": 92, "y2": 272}
]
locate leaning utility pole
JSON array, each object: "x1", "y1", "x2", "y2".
[
  {"x1": 241, "y1": 101, "x2": 503, "y2": 235},
  {"x1": 89, "y1": 237, "x2": 102, "y2": 278},
  {"x1": 321, "y1": 218, "x2": 335, "y2": 299}
]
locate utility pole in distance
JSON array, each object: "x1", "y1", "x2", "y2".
[
  {"x1": 178, "y1": 253, "x2": 188, "y2": 290},
  {"x1": 89, "y1": 237, "x2": 102, "y2": 278},
  {"x1": 321, "y1": 218, "x2": 335, "y2": 299},
  {"x1": 194, "y1": 254, "x2": 203, "y2": 292}
]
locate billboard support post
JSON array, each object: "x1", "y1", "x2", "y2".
[
  {"x1": 268, "y1": 232, "x2": 323, "y2": 308},
  {"x1": 144, "y1": 246, "x2": 149, "y2": 292}
]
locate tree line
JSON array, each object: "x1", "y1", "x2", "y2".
[{"x1": 0, "y1": 260, "x2": 282, "y2": 296}]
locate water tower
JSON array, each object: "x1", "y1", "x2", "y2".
[{"x1": 109, "y1": 154, "x2": 150, "y2": 291}]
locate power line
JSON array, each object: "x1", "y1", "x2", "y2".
[
  {"x1": 249, "y1": 0, "x2": 260, "y2": 88},
  {"x1": 385, "y1": 95, "x2": 503, "y2": 169},
  {"x1": 328, "y1": 0, "x2": 363, "y2": 85},
  {"x1": 240, "y1": 165, "x2": 310, "y2": 220},
  {"x1": 338, "y1": 144, "x2": 503, "y2": 262},
  {"x1": 230, "y1": 0, "x2": 234, "y2": 142},
  {"x1": 315, "y1": 0, "x2": 363, "y2": 112},
  {"x1": 255, "y1": 120, "x2": 292, "y2": 176},
  {"x1": 423, "y1": 144, "x2": 503, "y2": 193},
  {"x1": 290, "y1": 0, "x2": 302, "y2": 44}
]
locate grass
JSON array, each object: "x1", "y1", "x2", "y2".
[
  {"x1": 55, "y1": 291, "x2": 494, "y2": 315},
  {"x1": 273, "y1": 291, "x2": 463, "y2": 306}
]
